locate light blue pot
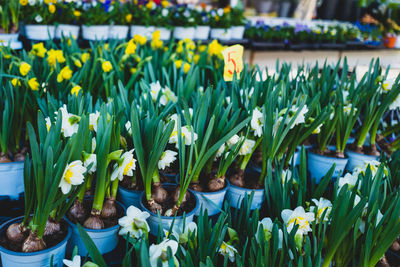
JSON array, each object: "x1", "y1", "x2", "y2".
[
  {"x1": 345, "y1": 150, "x2": 379, "y2": 172},
  {"x1": 65, "y1": 201, "x2": 125, "y2": 256},
  {"x1": 307, "y1": 150, "x2": 348, "y2": 183},
  {"x1": 139, "y1": 183, "x2": 198, "y2": 236},
  {"x1": 117, "y1": 187, "x2": 142, "y2": 209},
  {"x1": 0, "y1": 216, "x2": 70, "y2": 267},
  {"x1": 226, "y1": 183, "x2": 265, "y2": 210},
  {"x1": 0, "y1": 161, "x2": 24, "y2": 200}
]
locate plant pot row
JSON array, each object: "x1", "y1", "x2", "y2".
[{"x1": 23, "y1": 24, "x2": 246, "y2": 42}]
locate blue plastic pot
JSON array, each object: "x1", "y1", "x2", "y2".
[
  {"x1": 0, "y1": 161, "x2": 24, "y2": 200},
  {"x1": 117, "y1": 186, "x2": 142, "y2": 209},
  {"x1": 226, "y1": 182, "x2": 265, "y2": 210},
  {"x1": 139, "y1": 183, "x2": 198, "y2": 236},
  {"x1": 0, "y1": 216, "x2": 70, "y2": 267},
  {"x1": 345, "y1": 150, "x2": 379, "y2": 172},
  {"x1": 307, "y1": 150, "x2": 348, "y2": 183},
  {"x1": 65, "y1": 200, "x2": 125, "y2": 256}
]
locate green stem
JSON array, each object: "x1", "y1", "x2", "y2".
[
  {"x1": 86, "y1": 174, "x2": 93, "y2": 191},
  {"x1": 204, "y1": 158, "x2": 213, "y2": 175},
  {"x1": 357, "y1": 126, "x2": 370, "y2": 148},
  {"x1": 240, "y1": 154, "x2": 252, "y2": 170},
  {"x1": 111, "y1": 178, "x2": 119, "y2": 199},
  {"x1": 370, "y1": 121, "x2": 380, "y2": 146},
  {"x1": 49, "y1": 208, "x2": 57, "y2": 220},
  {"x1": 77, "y1": 183, "x2": 86, "y2": 203},
  {"x1": 152, "y1": 170, "x2": 160, "y2": 183}
]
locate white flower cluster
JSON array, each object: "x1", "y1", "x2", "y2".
[{"x1": 150, "y1": 81, "x2": 177, "y2": 106}]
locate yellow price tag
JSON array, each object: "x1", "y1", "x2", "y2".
[{"x1": 221, "y1": 44, "x2": 244, "y2": 82}]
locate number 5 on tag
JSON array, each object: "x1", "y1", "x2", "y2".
[{"x1": 221, "y1": 44, "x2": 244, "y2": 82}]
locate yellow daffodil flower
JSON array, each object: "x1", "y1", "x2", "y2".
[
  {"x1": 11, "y1": 78, "x2": 21, "y2": 87},
  {"x1": 28, "y1": 78, "x2": 39, "y2": 91},
  {"x1": 71, "y1": 85, "x2": 82, "y2": 96},
  {"x1": 19, "y1": 62, "x2": 31, "y2": 76},
  {"x1": 47, "y1": 49, "x2": 66, "y2": 66},
  {"x1": 57, "y1": 66, "x2": 73, "y2": 83},
  {"x1": 32, "y1": 42, "x2": 47, "y2": 58},
  {"x1": 81, "y1": 52, "x2": 90, "y2": 63},
  {"x1": 102, "y1": 61, "x2": 112, "y2": 72}
]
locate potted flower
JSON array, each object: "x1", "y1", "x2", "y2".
[
  {"x1": 80, "y1": 0, "x2": 112, "y2": 41},
  {"x1": 0, "y1": 111, "x2": 88, "y2": 266},
  {"x1": 346, "y1": 62, "x2": 400, "y2": 171},
  {"x1": 172, "y1": 4, "x2": 196, "y2": 40},
  {"x1": 193, "y1": 4, "x2": 211, "y2": 40},
  {"x1": 118, "y1": 92, "x2": 175, "y2": 211},
  {"x1": 0, "y1": 0, "x2": 21, "y2": 48},
  {"x1": 129, "y1": 1, "x2": 155, "y2": 39},
  {"x1": 0, "y1": 79, "x2": 29, "y2": 200},
  {"x1": 184, "y1": 88, "x2": 249, "y2": 216},
  {"x1": 210, "y1": 7, "x2": 232, "y2": 41},
  {"x1": 230, "y1": 6, "x2": 247, "y2": 40},
  {"x1": 54, "y1": 1, "x2": 81, "y2": 39},
  {"x1": 108, "y1": 1, "x2": 129, "y2": 40},
  {"x1": 21, "y1": 0, "x2": 56, "y2": 41},
  {"x1": 153, "y1": 2, "x2": 173, "y2": 41}
]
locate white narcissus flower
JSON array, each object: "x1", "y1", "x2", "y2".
[
  {"x1": 164, "y1": 222, "x2": 197, "y2": 244},
  {"x1": 358, "y1": 160, "x2": 386, "y2": 177},
  {"x1": 251, "y1": 108, "x2": 264, "y2": 137},
  {"x1": 343, "y1": 103, "x2": 357, "y2": 115},
  {"x1": 150, "y1": 81, "x2": 167, "y2": 106},
  {"x1": 215, "y1": 143, "x2": 226, "y2": 159},
  {"x1": 119, "y1": 206, "x2": 150, "y2": 239},
  {"x1": 111, "y1": 149, "x2": 136, "y2": 181},
  {"x1": 34, "y1": 15, "x2": 43, "y2": 23},
  {"x1": 58, "y1": 105, "x2": 80, "y2": 138},
  {"x1": 218, "y1": 241, "x2": 237, "y2": 262},
  {"x1": 158, "y1": 150, "x2": 178, "y2": 170},
  {"x1": 149, "y1": 239, "x2": 179, "y2": 267},
  {"x1": 312, "y1": 124, "x2": 322, "y2": 134},
  {"x1": 91, "y1": 137, "x2": 96, "y2": 153},
  {"x1": 226, "y1": 134, "x2": 240, "y2": 148},
  {"x1": 338, "y1": 172, "x2": 358, "y2": 191},
  {"x1": 169, "y1": 126, "x2": 198, "y2": 149},
  {"x1": 310, "y1": 198, "x2": 332, "y2": 222},
  {"x1": 59, "y1": 160, "x2": 86, "y2": 194},
  {"x1": 45, "y1": 117, "x2": 51, "y2": 132},
  {"x1": 239, "y1": 139, "x2": 255, "y2": 156},
  {"x1": 281, "y1": 206, "x2": 315, "y2": 235},
  {"x1": 281, "y1": 169, "x2": 293, "y2": 185},
  {"x1": 83, "y1": 153, "x2": 97, "y2": 174},
  {"x1": 255, "y1": 218, "x2": 283, "y2": 249},
  {"x1": 289, "y1": 105, "x2": 309, "y2": 128},
  {"x1": 163, "y1": 87, "x2": 177, "y2": 104},
  {"x1": 125, "y1": 121, "x2": 132, "y2": 135},
  {"x1": 63, "y1": 255, "x2": 81, "y2": 267},
  {"x1": 89, "y1": 111, "x2": 100, "y2": 132}
]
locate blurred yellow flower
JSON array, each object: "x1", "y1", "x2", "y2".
[
  {"x1": 130, "y1": 67, "x2": 137, "y2": 74},
  {"x1": 126, "y1": 14, "x2": 132, "y2": 23},
  {"x1": 32, "y1": 42, "x2": 47, "y2": 58},
  {"x1": 176, "y1": 44, "x2": 183, "y2": 54},
  {"x1": 151, "y1": 31, "x2": 163, "y2": 49},
  {"x1": 125, "y1": 40, "x2": 137, "y2": 55},
  {"x1": 133, "y1": 34, "x2": 147, "y2": 46},
  {"x1": 183, "y1": 62, "x2": 190, "y2": 73},
  {"x1": 19, "y1": 0, "x2": 28, "y2": 6},
  {"x1": 81, "y1": 52, "x2": 90, "y2": 63},
  {"x1": 208, "y1": 40, "x2": 223, "y2": 56},
  {"x1": 199, "y1": 45, "x2": 207, "y2": 52},
  {"x1": 153, "y1": 30, "x2": 160, "y2": 40},
  {"x1": 104, "y1": 43, "x2": 109, "y2": 50},
  {"x1": 57, "y1": 66, "x2": 73, "y2": 83},
  {"x1": 223, "y1": 6, "x2": 231, "y2": 13},
  {"x1": 175, "y1": 59, "x2": 182, "y2": 69},
  {"x1": 161, "y1": 0, "x2": 169, "y2": 7},
  {"x1": 11, "y1": 78, "x2": 21, "y2": 87},
  {"x1": 48, "y1": 4, "x2": 56, "y2": 14},
  {"x1": 102, "y1": 61, "x2": 112, "y2": 72},
  {"x1": 19, "y1": 62, "x2": 31, "y2": 76},
  {"x1": 71, "y1": 85, "x2": 82, "y2": 96},
  {"x1": 47, "y1": 49, "x2": 65, "y2": 66},
  {"x1": 145, "y1": 0, "x2": 154, "y2": 9},
  {"x1": 73, "y1": 10, "x2": 81, "y2": 17},
  {"x1": 28, "y1": 78, "x2": 39, "y2": 91},
  {"x1": 193, "y1": 54, "x2": 200, "y2": 64},
  {"x1": 74, "y1": 59, "x2": 82, "y2": 68}
]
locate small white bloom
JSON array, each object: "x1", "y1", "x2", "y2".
[
  {"x1": 89, "y1": 111, "x2": 100, "y2": 132},
  {"x1": 218, "y1": 241, "x2": 237, "y2": 262},
  {"x1": 59, "y1": 160, "x2": 86, "y2": 194},
  {"x1": 310, "y1": 198, "x2": 332, "y2": 222},
  {"x1": 281, "y1": 169, "x2": 292, "y2": 185},
  {"x1": 150, "y1": 81, "x2": 167, "y2": 106},
  {"x1": 215, "y1": 143, "x2": 225, "y2": 159},
  {"x1": 125, "y1": 121, "x2": 132, "y2": 135},
  {"x1": 227, "y1": 134, "x2": 240, "y2": 148},
  {"x1": 169, "y1": 126, "x2": 198, "y2": 149},
  {"x1": 83, "y1": 153, "x2": 97, "y2": 174},
  {"x1": 217, "y1": 8, "x2": 224, "y2": 16},
  {"x1": 57, "y1": 105, "x2": 79, "y2": 138},
  {"x1": 164, "y1": 221, "x2": 197, "y2": 244},
  {"x1": 389, "y1": 94, "x2": 400, "y2": 110},
  {"x1": 343, "y1": 104, "x2": 357, "y2": 115},
  {"x1": 28, "y1": 0, "x2": 36, "y2": 6},
  {"x1": 239, "y1": 139, "x2": 255, "y2": 156},
  {"x1": 162, "y1": 8, "x2": 169, "y2": 17},
  {"x1": 255, "y1": 217, "x2": 283, "y2": 249},
  {"x1": 163, "y1": 87, "x2": 177, "y2": 104},
  {"x1": 34, "y1": 15, "x2": 43, "y2": 23},
  {"x1": 91, "y1": 137, "x2": 96, "y2": 153},
  {"x1": 63, "y1": 255, "x2": 81, "y2": 267},
  {"x1": 338, "y1": 172, "x2": 358, "y2": 191},
  {"x1": 149, "y1": 239, "x2": 179, "y2": 267},
  {"x1": 45, "y1": 117, "x2": 51, "y2": 132},
  {"x1": 251, "y1": 108, "x2": 263, "y2": 137},
  {"x1": 158, "y1": 150, "x2": 178, "y2": 170},
  {"x1": 289, "y1": 105, "x2": 309, "y2": 128},
  {"x1": 281, "y1": 206, "x2": 315, "y2": 235},
  {"x1": 111, "y1": 149, "x2": 136, "y2": 181},
  {"x1": 119, "y1": 206, "x2": 150, "y2": 238}
]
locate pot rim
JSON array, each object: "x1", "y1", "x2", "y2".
[
  {"x1": 308, "y1": 150, "x2": 349, "y2": 161},
  {"x1": 227, "y1": 181, "x2": 265, "y2": 192},
  {"x1": 25, "y1": 24, "x2": 55, "y2": 28},
  {"x1": 139, "y1": 183, "x2": 199, "y2": 219},
  {"x1": 56, "y1": 24, "x2": 80, "y2": 28},
  {"x1": 65, "y1": 200, "x2": 125, "y2": 233},
  {"x1": 0, "y1": 216, "x2": 71, "y2": 256},
  {"x1": 344, "y1": 149, "x2": 379, "y2": 158},
  {"x1": 175, "y1": 176, "x2": 230, "y2": 196}
]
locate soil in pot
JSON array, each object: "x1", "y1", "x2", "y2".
[
  {"x1": 228, "y1": 166, "x2": 263, "y2": 190},
  {"x1": 311, "y1": 148, "x2": 346, "y2": 158},
  {"x1": 189, "y1": 171, "x2": 227, "y2": 193},
  {"x1": 0, "y1": 146, "x2": 28, "y2": 163},
  {"x1": 142, "y1": 186, "x2": 195, "y2": 217},
  {"x1": 349, "y1": 143, "x2": 380, "y2": 156},
  {"x1": 67, "y1": 198, "x2": 124, "y2": 229},
  {"x1": 0, "y1": 219, "x2": 68, "y2": 253},
  {"x1": 120, "y1": 171, "x2": 170, "y2": 191}
]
